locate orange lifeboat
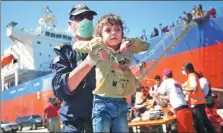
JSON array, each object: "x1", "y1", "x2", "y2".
[{"x1": 1, "y1": 54, "x2": 15, "y2": 67}]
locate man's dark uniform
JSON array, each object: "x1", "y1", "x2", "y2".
[{"x1": 51, "y1": 43, "x2": 96, "y2": 132}]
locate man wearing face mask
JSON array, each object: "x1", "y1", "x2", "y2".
[
  {"x1": 51, "y1": 4, "x2": 101, "y2": 133},
  {"x1": 181, "y1": 62, "x2": 216, "y2": 133}
]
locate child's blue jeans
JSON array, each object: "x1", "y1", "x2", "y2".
[{"x1": 92, "y1": 95, "x2": 130, "y2": 132}]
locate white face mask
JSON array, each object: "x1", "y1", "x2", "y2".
[{"x1": 182, "y1": 70, "x2": 187, "y2": 75}]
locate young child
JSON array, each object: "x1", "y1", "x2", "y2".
[{"x1": 73, "y1": 13, "x2": 149, "y2": 132}]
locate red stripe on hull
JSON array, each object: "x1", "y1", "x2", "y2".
[
  {"x1": 1, "y1": 89, "x2": 54, "y2": 122},
  {"x1": 132, "y1": 42, "x2": 223, "y2": 88}
]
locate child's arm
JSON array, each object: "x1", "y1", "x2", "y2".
[
  {"x1": 120, "y1": 38, "x2": 150, "y2": 53},
  {"x1": 73, "y1": 37, "x2": 105, "y2": 55}
]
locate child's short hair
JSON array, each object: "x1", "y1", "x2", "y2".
[{"x1": 95, "y1": 13, "x2": 124, "y2": 37}]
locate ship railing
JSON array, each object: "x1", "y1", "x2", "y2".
[
  {"x1": 138, "y1": 22, "x2": 195, "y2": 80},
  {"x1": 131, "y1": 21, "x2": 197, "y2": 79},
  {"x1": 1, "y1": 63, "x2": 20, "y2": 76},
  {"x1": 131, "y1": 23, "x2": 184, "y2": 74},
  {"x1": 136, "y1": 10, "x2": 223, "y2": 75},
  {"x1": 132, "y1": 11, "x2": 222, "y2": 76}
]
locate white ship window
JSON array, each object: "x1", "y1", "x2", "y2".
[
  {"x1": 37, "y1": 41, "x2": 41, "y2": 44},
  {"x1": 51, "y1": 33, "x2": 56, "y2": 38},
  {"x1": 45, "y1": 31, "x2": 50, "y2": 36},
  {"x1": 56, "y1": 34, "x2": 62, "y2": 39},
  {"x1": 63, "y1": 35, "x2": 68, "y2": 39},
  {"x1": 50, "y1": 44, "x2": 52, "y2": 47},
  {"x1": 48, "y1": 54, "x2": 51, "y2": 57},
  {"x1": 68, "y1": 36, "x2": 72, "y2": 41},
  {"x1": 39, "y1": 53, "x2": 42, "y2": 56}
]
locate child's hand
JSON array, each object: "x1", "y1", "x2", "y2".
[
  {"x1": 119, "y1": 40, "x2": 131, "y2": 52},
  {"x1": 97, "y1": 49, "x2": 109, "y2": 61}
]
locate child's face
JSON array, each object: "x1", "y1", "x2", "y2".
[{"x1": 101, "y1": 22, "x2": 123, "y2": 49}]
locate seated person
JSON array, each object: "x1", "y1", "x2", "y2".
[
  {"x1": 132, "y1": 86, "x2": 152, "y2": 120},
  {"x1": 191, "y1": 7, "x2": 197, "y2": 19},
  {"x1": 196, "y1": 4, "x2": 204, "y2": 18},
  {"x1": 207, "y1": 7, "x2": 217, "y2": 18},
  {"x1": 149, "y1": 75, "x2": 162, "y2": 97},
  {"x1": 150, "y1": 27, "x2": 159, "y2": 38},
  {"x1": 183, "y1": 11, "x2": 193, "y2": 24},
  {"x1": 131, "y1": 86, "x2": 163, "y2": 133}
]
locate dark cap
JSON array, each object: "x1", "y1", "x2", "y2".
[
  {"x1": 69, "y1": 4, "x2": 97, "y2": 18},
  {"x1": 162, "y1": 68, "x2": 172, "y2": 76}
]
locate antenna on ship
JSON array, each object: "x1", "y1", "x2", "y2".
[{"x1": 38, "y1": 6, "x2": 56, "y2": 30}]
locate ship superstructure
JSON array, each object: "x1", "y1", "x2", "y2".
[{"x1": 1, "y1": 6, "x2": 72, "y2": 91}]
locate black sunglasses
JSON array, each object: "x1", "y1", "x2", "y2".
[{"x1": 71, "y1": 14, "x2": 93, "y2": 21}]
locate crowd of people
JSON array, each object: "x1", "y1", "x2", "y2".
[
  {"x1": 130, "y1": 63, "x2": 223, "y2": 133},
  {"x1": 48, "y1": 3, "x2": 222, "y2": 133},
  {"x1": 142, "y1": 4, "x2": 218, "y2": 41}
]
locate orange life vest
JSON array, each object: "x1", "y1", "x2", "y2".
[{"x1": 187, "y1": 73, "x2": 206, "y2": 106}]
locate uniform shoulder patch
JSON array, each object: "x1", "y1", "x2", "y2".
[{"x1": 55, "y1": 43, "x2": 66, "y2": 50}]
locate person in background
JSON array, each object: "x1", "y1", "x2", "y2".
[
  {"x1": 150, "y1": 27, "x2": 159, "y2": 38},
  {"x1": 138, "y1": 61, "x2": 146, "y2": 74},
  {"x1": 170, "y1": 22, "x2": 175, "y2": 29},
  {"x1": 161, "y1": 26, "x2": 170, "y2": 34},
  {"x1": 44, "y1": 97, "x2": 61, "y2": 133},
  {"x1": 182, "y1": 62, "x2": 216, "y2": 133},
  {"x1": 149, "y1": 75, "x2": 162, "y2": 98},
  {"x1": 194, "y1": 4, "x2": 204, "y2": 18},
  {"x1": 131, "y1": 86, "x2": 162, "y2": 133},
  {"x1": 51, "y1": 4, "x2": 100, "y2": 132},
  {"x1": 134, "y1": 86, "x2": 152, "y2": 118},
  {"x1": 183, "y1": 11, "x2": 193, "y2": 24},
  {"x1": 191, "y1": 7, "x2": 197, "y2": 19},
  {"x1": 208, "y1": 7, "x2": 217, "y2": 18},
  {"x1": 197, "y1": 70, "x2": 210, "y2": 97},
  {"x1": 155, "y1": 68, "x2": 195, "y2": 133},
  {"x1": 197, "y1": 71, "x2": 223, "y2": 133}
]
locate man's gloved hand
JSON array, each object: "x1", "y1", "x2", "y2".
[{"x1": 85, "y1": 53, "x2": 101, "y2": 66}]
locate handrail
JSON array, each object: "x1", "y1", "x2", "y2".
[
  {"x1": 134, "y1": 13, "x2": 223, "y2": 75},
  {"x1": 132, "y1": 24, "x2": 185, "y2": 74},
  {"x1": 138, "y1": 22, "x2": 195, "y2": 81}
]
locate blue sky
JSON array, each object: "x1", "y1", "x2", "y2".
[{"x1": 1, "y1": 1, "x2": 223, "y2": 53}]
